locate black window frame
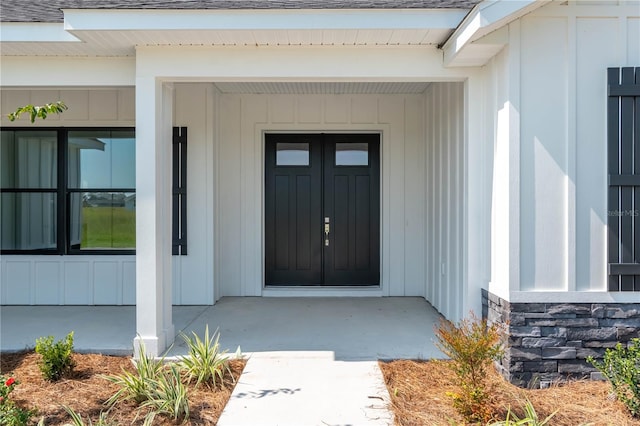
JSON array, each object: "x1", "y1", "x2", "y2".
[{"x1": 1, "y1": 127, "x2": 136, "y2": 255}]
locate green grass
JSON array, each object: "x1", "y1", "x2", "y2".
[{"x1": 81, "y1": 207, "x2": 135, "y2": 249}]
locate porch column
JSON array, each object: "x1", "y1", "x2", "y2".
[{"x1": 134, "y1": 75, "x2": 175, "y2": 357}]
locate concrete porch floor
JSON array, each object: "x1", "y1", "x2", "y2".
[{"x1": 1, "y1": 297, "x2": 444, "y2": 360}]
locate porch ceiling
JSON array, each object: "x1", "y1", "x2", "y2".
[{"x1": 212, "y1": 81, "x2": 432, "y2": 94}]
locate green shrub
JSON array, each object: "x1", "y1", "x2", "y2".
[
  {"x1": 34, "y1": 332, "x2": 75, "y2": 381},
  {"x1": 104, "y1": 341, "x2": 189, "y2": 423},
  {"x1": 434, "y1": 313, "x2": 504, "y2": 423},
  {"x1": 0, "y1": 375, "x2": 36, "y2": 426},
  {"x1": 60, "y1": 406, "x2": 114, "y2": 426},
  {"x1": 141, "y1": 365, "x2": 190, "y2": 424},
  {"x1": 489, "y1": 399, "x2": 557, "y2": 426},
  {"x1": 103, "y1": 341, "x2": 164, "y2": 406},
  {"x1": 588, "y1": 338, "x2": 640, "y2": 417},
  {"x1": 178, "y1": 325, "x2": 231, "y2": 388}
]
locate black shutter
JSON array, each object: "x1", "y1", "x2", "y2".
[
  {"x1": 608, "y1": 67, "x2": 640, "y2": 291},
  {"x1": 172, "y1": 127, "x2": 188, "y2": 255}
]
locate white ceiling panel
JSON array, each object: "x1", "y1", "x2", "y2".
[{"x1": 213, "y1": 81, "x2": 431, "y2": 94}]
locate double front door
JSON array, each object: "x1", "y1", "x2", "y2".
[{"x1": 265, "y1": 133, "x2": 380, "y2": 286}]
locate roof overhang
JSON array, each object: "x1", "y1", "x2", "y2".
[
  {"x1": 1, "y1": 8, "x2": 468, "y2": 57},
  {"x1": 442, "y1": 0, "x2": 552, "y2": 67}
]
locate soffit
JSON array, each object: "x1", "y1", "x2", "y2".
[
  {"x1": 1, "y1": 8, "x2": 467, "y2": 56},
  {"x1": 0, "y1": 29, "x2": 454, "y2": 57}
]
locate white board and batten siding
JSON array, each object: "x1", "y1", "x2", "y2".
[
  {"x1": 485, "y1": 1, "x2": 640, "y2": 302},
  {"x1": 0, "y1": 88, "x2": 137, "y2": 305},
  {"x1": 2, "y1": 85, "x2": 467, "y2": 309},
  {"x1": 425, "y1": 83, "x2": 465, "y2": 322},
  {"x1": 212, "y1": 90, "x2": 437, "y2": 299}
]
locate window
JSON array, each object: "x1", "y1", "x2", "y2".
[
  {"x1": 67, "y1": 130, "x2": 135, "y2": 251},
  {"x1": 335, "y1": 142, "x2": 369, "y2": 166},
  {"x1": 1, "y1": 128, "x2": 135, "y2": 254},
  {"x1": 1, "y1": 130, "x2": 58, "y2": 252},
  {"x1": 276, "y1": 142, "x2": 310, "y2": 166}
]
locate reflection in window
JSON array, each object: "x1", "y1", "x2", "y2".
[
  {"x1": 0, "y1": 128, "x2": 136, "y2": 254},
  {"x1": 336, "y1": 142, "x2": 368, "y2": 166},
  {"x1": 68, "y1": 130, "x2": 135, "y2": 189},
  {"x1": 276, "y1": 142, "x2": 309, "y2": 166},
  {"x1": 67, "y1": 130, "x2": 136, "y2": 251},
  {"x1": 1, "y1": 130, "x2": 58, "y2": 251},
  {"x1": 1, "y1": 193, "x2": 57, "y2": 250},
  {"x1": 69, "y1": 192, "x2": 135, "y2": 250},
  {"x1": 1, "y1": 130, "x2": 57, "y2": 189}
]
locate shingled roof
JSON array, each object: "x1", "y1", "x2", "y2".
[{"x1": 1, "y1": 0, "x2": 481, "y2": 23}]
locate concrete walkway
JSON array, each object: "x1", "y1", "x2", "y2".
[
  {"x1": 218, "y1": 352, "x2": 393, "y2": 426},
  {"x1": 1, "y1": 297, "x2": 444, "y2": 425}
]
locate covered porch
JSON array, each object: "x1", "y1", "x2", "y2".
[
  {"x1": 0, "y1": 297, "x2": 444, "y2": 361},
  {"x1": 0, "y1": 4, "x2": 493, "y2": 359}
]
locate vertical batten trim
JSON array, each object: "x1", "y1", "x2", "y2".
[
  {"x1": 206, "y1": 84, "x2": 216, "y2": 303},
  {"x1": 213, "y1": 85, "x2": 222, "y2": 302},
  {"x1": 509, "y1": 19, "x2": 522, "y2": 294},
  {"x1": 567, "y1": 14, "x2": 577, "y2": 292}
]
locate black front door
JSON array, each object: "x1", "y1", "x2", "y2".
[{"x1": 265, "y1": 133, "x2": 380, "y2": 286}]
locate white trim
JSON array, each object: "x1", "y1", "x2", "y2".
[
  {"x1": 263, "y1": 288, "x2": 385, "y2": 297},
  {"x1": 0, "y1": 57, "x2": 135, "y2": 87},
  {"x1": 0, "y1": 23, "x2": 79, "y2": 42},
  {"x1": 509, "y1": 291, "x2": 640, "y2": 304},
  {"x1": 134, "y1": 77, "x2": 175, "y2": 357},
  {"x1": 205, "y1": 85, "x2": 216, "y2": 304},
  {"x1": 442, "y1": 0, "x2": 550, "y2": 67},
  {"x1": 508, "y1": 20, "x2": 522, "y2": 293},
  {"x1": 62, "y1": 8, "x2": 467, "y2": 32},
  {"x1": 136, "y1": 45, "x2": 475, "y2": 82}
]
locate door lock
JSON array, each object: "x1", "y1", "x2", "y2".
[{"x1": 324, "y1": 217, "x2": 330, "y2": 246}]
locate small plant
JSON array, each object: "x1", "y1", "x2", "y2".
[
  {"x1": 178, "y1": 325, "x2": 231, "y2": 388},
  {"x1": 103, "y1": 341, "x2": 164, "y2": 406},
  {"x1": 35, "y1": 332, "x2": 76, "y2": 381},
  {"x1": 0, "y1": 375, "x2": 36, "y2": 426},
  {"x1": 141, "y1": 365, "x2": 190, "y2": 424},
  {"x1": 434, "y1": 313, "x2": 504, "y2": 423},
  {"x1": 7, "y1": 101, "x2": 68, "y2": 123},
  {"x1": 588, "y1": 338, "x2": 640, "y2": 417},
  {"x1": 61, "y1": 405, "x2": 113, "y2": 426},
  {"x1": 490, "y1": 399, "x2": 557, "y2": 425}
]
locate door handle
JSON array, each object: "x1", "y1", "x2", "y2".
[{"x1": 324, "y1": 217, "x2": 330, "y2": 246}]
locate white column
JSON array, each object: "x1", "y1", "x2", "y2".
[{"x1": 133, "y1": 74, "x2": 174, "y2": 358}]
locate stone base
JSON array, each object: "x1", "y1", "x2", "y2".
[{"x1": 482, "y1": 289, "x2": 640, "y2": 388}]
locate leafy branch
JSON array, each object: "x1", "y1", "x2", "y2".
[{"x1": 7, "y1": 101, "x2": 68, "y2": 123}]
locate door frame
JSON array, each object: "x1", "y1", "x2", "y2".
[{"x1": 257, "y1": 126, "x2": 390, "y2": 296}]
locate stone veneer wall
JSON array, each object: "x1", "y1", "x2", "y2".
[{"x1": 482, "y1": 289, "x2": 640, "y2": 388}]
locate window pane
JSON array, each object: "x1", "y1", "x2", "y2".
[
  {"x1": 1, "y1": 130, "x2": 58, "y2": 189},
  {"x1": 336, "y1": 142, "x2": 368, "y2": 166},
  {"x1": 68, "y1": 130, "x2": 135, "y2": 189},
  {"x1": 1, "y1": 193, "x2": 57, "y2": 250},
  {"x1": 70, "y1": 192, "x2": 136, "y2": 250},
  {"x1": 276, "y1": 142, "x2": 309, "y2": 166}
]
